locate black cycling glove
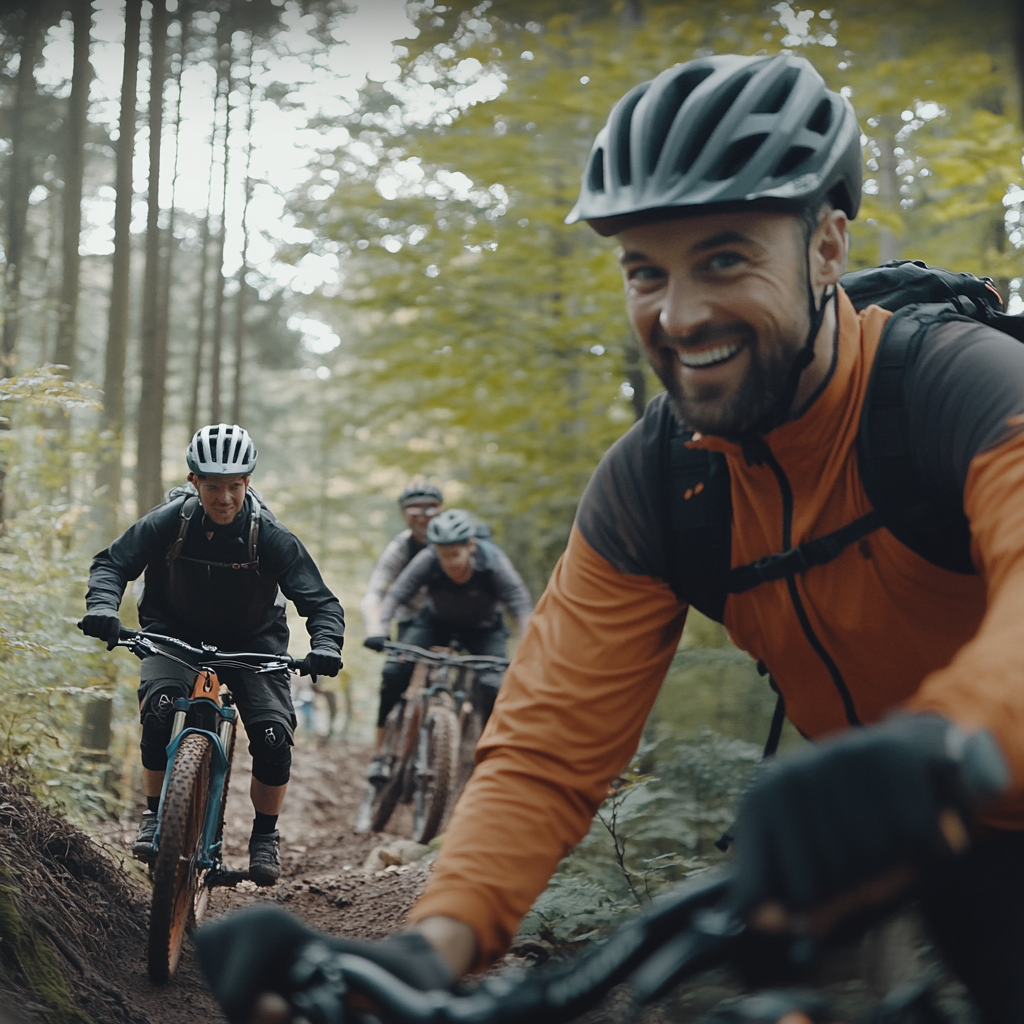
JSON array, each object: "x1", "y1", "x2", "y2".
[
  {"x1": 363, "y1": 636, "x2": 387, "y2": 652},
  {"x1": 307, "y1": 648, "x2": 342, "y2": 677},
  {"x1": 728, "y1": 714, "x2": 1009, "y2": 920},
  {"x1": 195, "y1": 905, "x2": 451, "y2": 1024},
  {"x1": 77, "y1": 610, "x2": 122, "y2": 651}
]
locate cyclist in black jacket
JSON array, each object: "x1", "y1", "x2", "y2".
[{"x1": 79, "y1": 423, "x2": 345, "y2": 886}]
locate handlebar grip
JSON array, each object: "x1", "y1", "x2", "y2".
[{"x1": 118, "y1": 626, "x2": 140, "y2": 642}]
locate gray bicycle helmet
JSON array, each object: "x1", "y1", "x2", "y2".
[
  {"x1": 566, "y1": 53, "x2": 862, "y2": 235},
  {"x1": 399, "y1": 481, "x2": 444, "y2": 508},
  {"x1": 187, "y1": 423, "x2": 258, "y2": 476},
  {"x1": 427, "y1": 509, "x2": 475, "y2": 545}
]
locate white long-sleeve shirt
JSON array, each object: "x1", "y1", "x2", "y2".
[{"x1": 360, "y1": 529, "x2": 429, "y2": 636}]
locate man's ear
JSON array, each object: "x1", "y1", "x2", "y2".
[
  {"x1": 811, "y1": 208, "x2": 849, "y2": 289},
  {"x1": 187, "y1": 472, "x2": 198, "y2": 487}
]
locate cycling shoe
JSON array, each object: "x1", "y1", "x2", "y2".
[
  {"x1": 132, "y1": 810, "x2": 158, "y2": 862},
  {"x1": 249, "y1": 830, "x2": 281, "y2": 886}
]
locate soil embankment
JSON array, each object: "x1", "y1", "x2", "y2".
[{"x1": 0, "y1": 741, "x2": 431, "y2": 1024}]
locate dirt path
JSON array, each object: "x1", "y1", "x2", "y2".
[{"x1": 98, "y1": 737, "x2": 430, "y2": 1024}]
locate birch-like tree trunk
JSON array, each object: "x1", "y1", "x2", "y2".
[
  {"x1": 95, "y1": 0, "x2": 142, "y2": 541},
  {"x1": 232, "y1": 39, "x2": 256, "y2": 425},
  {"x1": 53, "y1": 0, "x2": 92, "y2": 376},
  {"x1": 136, "y1": 0, "x2": 171, "y2": 515},
  {"x1": 210, "y1": 37, "x2": 233, "y2": 423}
]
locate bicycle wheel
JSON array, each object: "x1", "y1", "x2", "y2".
[
  {"x1": 355, "y1": 702, "x2": 411, "y2": 834},
  {"x1": 455, "y1": 701, "x2": 483, "y2": 800},
  {"x1": 191, "y1": 722, "x2": 234, "y2": 930},
  {"x1": 412, "y1": 697, "x2": 459, "y2": 845},
  {"x1": 148, "y1": 732, "x2": 211, "y2": 983}
]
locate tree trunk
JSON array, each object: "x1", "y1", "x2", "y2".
[
  {"x1": 189, "y1": 214, "x2": 211, "y2": 436},
  {"x1": 2, "y1": 9, "x2": 45, "y2": 377},
  {"x1": 623, "y1": 331, "x2": 647, "y2": 421},
  {"x1": 188, "y1": 47, "x2": 222, "y2": 436},
  {"x1": 232, "y1": 41, "x2": 255, "y2": 425},
  {"x1": 153, "y1": 5, "x2": 188, "y2": 459},
  {"x1": 876, "y1": 115, "x2": 901, "y2": 265},
  {"x1": 95, "y1": 0, "x2": 142, "y2": 542},
  {"x1": 210, "y1": 39, "x2": 233, "y2": 423},
  {"x1": 53, "y1": 0, "x2": 92, "y2": 376},
  {"x1": 136, "y1": 0, "x2": 170, "y2": 516}
]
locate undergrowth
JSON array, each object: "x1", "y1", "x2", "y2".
[{"x1": 519, "y1": 729, "x2": 761, "y2": 945}]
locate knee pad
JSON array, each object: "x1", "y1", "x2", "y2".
[
  {"x1": 248, "y1": 720, "x2": 292, "y2": 787},
  {"x1": 139, "y1": 689, "x2": 181, "y2": 771}
]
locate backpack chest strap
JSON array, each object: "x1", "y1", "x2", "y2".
[
  {"x1": 726, "y1": 509, "x2": 883, "y2": 594},
  {"x1": 166, "y1": 496, "x2": 201, "y2": 564}
]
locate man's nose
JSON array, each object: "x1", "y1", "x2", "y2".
[{"x1": 657, "y1": 281, "x2": 712, "y2": 340}]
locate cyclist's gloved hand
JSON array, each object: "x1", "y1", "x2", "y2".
[
  {"x1": 77, "y1": 609, "x2": 122, "y2": 651},
  {"x1": 305, "y1": 636, "x2": 341, "y2": 678},
  {"x1": 728, "y1": 714, "x2": 1009, "y2": 922},
  {"x1": 363, "y1": 636, "x2": 387, "y2": 652},
  {"x1": 195, "y1": 905, "x2": 451, "y2": 1024}
]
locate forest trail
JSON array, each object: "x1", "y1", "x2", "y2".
[{"x1": 91, "y1": 738, "x2": 432, "y2": 1024}]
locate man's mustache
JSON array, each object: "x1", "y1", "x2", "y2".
[{"x1": 651, "y1": 321, "x2": 755, "y2": 350}]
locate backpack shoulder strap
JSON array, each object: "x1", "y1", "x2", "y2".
[
  {"x1": 166, "y1": 496, "x2": 200, "y2": 565},
  {"x1": 248, "y1": 495, "x2": 262, "y2": 564},
  {"x1": 858, "y1": 305, "x2": 975, "y2": 574},
  {"x1": 649, "y1": 398, "x2": 733, "y2": 623}
]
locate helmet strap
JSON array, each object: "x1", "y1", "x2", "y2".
[{"x1": 739, "y1": 245, "x2": 835, "y2": 458}]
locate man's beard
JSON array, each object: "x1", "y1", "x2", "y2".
[{"x1": 652, "y1": 323, "x2": 805, "y2": 438}]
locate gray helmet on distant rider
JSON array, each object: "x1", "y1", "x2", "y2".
[
  {"x1": 399, "y1": 481, "x2": 444, "y2": 508},
  {"x1": 427, "y1": 509, "x2": 475, "y2": 545},
  {"x1": 565, "y1": 53, "x2": 862, "y2": 236},
  {"x1": 187, "y1": 423, "x2": 257, "y2": 476}
]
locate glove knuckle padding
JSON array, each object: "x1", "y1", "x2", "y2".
[{"x1": 730, "y1": 715, "x2": 1004, "y2": 915}]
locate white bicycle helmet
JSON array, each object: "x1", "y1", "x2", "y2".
[
  {"x1": 186, "y1": 423, "x2": 258, "y2": 476},
  {"x1": 427, "y1": 509, "x2": 475, "y2": 545}
]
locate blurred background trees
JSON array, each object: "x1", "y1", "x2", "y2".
[{"x1": 0, "y1": 0, "x2": 1019, "y2": 822}]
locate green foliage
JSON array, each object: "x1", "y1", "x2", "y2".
[
  {"x1": 519, "y1": 729, "x2": 761, "y2": 944},
  {"x1": 0, "y1": 369, "x2": 134, "y2": 823}
]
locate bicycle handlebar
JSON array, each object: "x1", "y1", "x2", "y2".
[
  {"x1": 379, "y1": 640, "x2": 510, "y2": 671},
  {"x1": 286, "y1": 869, "x2": 737, "y2": 1024},
  {"x1": 115, "y1": 627, "x2": 313, "y2": 676}
]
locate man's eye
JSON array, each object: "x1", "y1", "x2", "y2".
[
  {"x1": 627, "y1": 266, "x2": 665, "y2": 282},
  {"x1": 708, "y1": 252, "x2": 743, "y2": 270}
]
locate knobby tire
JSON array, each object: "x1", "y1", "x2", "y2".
[
  {"x1": 367, "y1": 704, "x2": 411, "y2": 833},
  {"x1": 412, "y1": 698, "x2": 458, "y2": 844},
  {"x1": 455, "y1": 702, "x2": 483, "y2": 802},
  {"x1": 148, "y1": 732, "x2": 211, "y2": 983}
]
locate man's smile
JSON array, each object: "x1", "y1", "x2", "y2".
[{"x1": 676, "y1": 340, "x2": 745, "y2": 369}]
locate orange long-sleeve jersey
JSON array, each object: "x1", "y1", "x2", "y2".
[{"x1": 408, "y1": 288, "x2": 1024, "y2": 965}]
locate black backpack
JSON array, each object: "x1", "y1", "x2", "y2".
[
  {"x1": 660, "y1": 261, "x2": 1024, "y2": 771},
  {"x1": 163, "y1": 483, "x2": 274, "y2": 568}
]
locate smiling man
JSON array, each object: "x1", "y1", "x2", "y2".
[
  {"x1": 400, "y1": 54, "x2": 1024, "y2": 1022},
  {"x1": 79, "y1": 423, "x2": 344, "y2": 885}
]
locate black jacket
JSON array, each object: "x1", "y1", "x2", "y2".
[{"x1": 86, "y1": 493, "x2": 345, "y2": 653}]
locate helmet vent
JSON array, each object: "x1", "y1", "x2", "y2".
[
  {"x1": 752, "y1": 66, "x2": 800, "y2": 114},
  {"x1": 677, "y1": 69, "x2": 754, "y2": 175},
  {"x1": 644, "y1": 65, "x2": 715, "y2": 174},
  {"x1": 709, "y1": 133, "x2": 768, "y2": 182},
  {"x1": 773, "y1": 145, "x2": 814, "y2": 178},
  {"x1": 588, "y1": 148, "x2": 605, "y2": 193},
  {"x1": 806, "y1": 98, "x2": 833, "y2": 135}
]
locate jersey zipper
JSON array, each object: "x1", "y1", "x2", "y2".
[{"x1": 751, "y1": 436, "x2": 861, "y2": 727}]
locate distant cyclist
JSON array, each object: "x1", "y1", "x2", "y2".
[
  {"x1": 360, "y1": 482, "x2": 443, "y2": 778},
  {"x1": 78, "y1": 424, "x2": 344, "y2": 886},
  {"x1": 364, "y1": 509, "x2": 532, "y2": 773}
]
